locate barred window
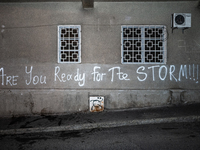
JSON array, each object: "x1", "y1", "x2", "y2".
[
  {"x1": 58, "y1": 25, "x2": 81, "y2": 63},
  {"x1": 121, "y1": 25, "x2": 167, "y2": 64}
]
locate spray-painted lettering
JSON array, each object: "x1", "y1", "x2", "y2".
[
  {"x1": 92, "y1": 66, "x2": 106, "y2": 82},
  {"x1": 25, "y1": 66, "x2": 46, "y2": 85},
  {"x1": 108, "y1": 67, "x2": 130, "y2": 82},
  {"x1": 0, "y1": 67, "x2": 19, "y2": 86},
  {"x1": 54, "y1": 66, "x2": 85, "y2": 87},
  {"x1": 136, "y1": 64, "x2": 198, "y2": 83}
]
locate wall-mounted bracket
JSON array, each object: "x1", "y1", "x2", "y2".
[
  {"x1": 82, "y1": 0, "x2": 94, "y2": 9},
  {"x1": 171, "y1": 27, "x2": 177, "y2": 33},
  {"x1": 172, "y1": 27, "x2": 189, "y2": 34}
]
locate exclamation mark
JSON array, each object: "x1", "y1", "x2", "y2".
[
  {"x1": 98, "y1": 18, "x2": 100, "y2": 31},
  {"x1": 197, "y1": 65, "x2": 199, "y2": 83},
  {"x1": 189, "y1": 64, "x2": 191, "y2": 79},
  {"x1": 193, "y1": 64, "x2": 194, "y2": 78}
]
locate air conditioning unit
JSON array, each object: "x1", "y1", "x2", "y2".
[{"x1": 172, "y1": 13, "x2": 191, "y2": 28}]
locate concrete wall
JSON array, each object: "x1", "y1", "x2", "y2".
[{"x1": 0, "y1": 1, "x2": 200, "y2": 117}]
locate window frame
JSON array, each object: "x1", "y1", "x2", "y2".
[
  {"x1": 121, "y1": 25, "x2": 167, "y2": 64},
  {"x1": 57, "y1": 25, "x2": 81, "y2": 64}
]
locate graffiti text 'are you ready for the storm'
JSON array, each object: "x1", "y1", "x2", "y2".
[{"x1": 0, "y1": 64, "x2": 199, "y2": 87}]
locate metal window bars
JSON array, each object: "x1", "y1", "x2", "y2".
[
  {"x1": 121, "y1": 25, "x2": 167, "y2": 64},
  {"x1": 58, "y1": 25, "x2": 81, "y2": 63}
]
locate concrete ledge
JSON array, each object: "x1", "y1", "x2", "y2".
[{"x1": 0, "y1": 89, "x2": 200, "y2": 117}]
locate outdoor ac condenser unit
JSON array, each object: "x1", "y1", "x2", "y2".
[{"x1": 172, "y1": 13, "x2": 191, "y2": 28}]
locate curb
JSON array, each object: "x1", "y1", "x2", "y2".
[{"x1": 0, "y1": 115, "x2": 200, "y2": 135}]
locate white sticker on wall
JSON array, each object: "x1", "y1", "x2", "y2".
[{"x1": 89, "y1": 96, "x2": 104, "y2": 112}]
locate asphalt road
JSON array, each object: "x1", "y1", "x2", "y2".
[{"x1": 0, "y1": 122, "x2": 200, "y2": 150}]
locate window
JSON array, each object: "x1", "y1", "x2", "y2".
[
  {"x1": 58, "y1": 25, "x2": 81, "y2": 63},
  {"x1": 121, "y1": 25, "x2": 167, "y2": 64}
]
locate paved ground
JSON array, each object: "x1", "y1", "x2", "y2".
[
  {"x1": 0, "y1": 122, "x2": 200, "y2": 150},
  {"x1": 0, "y1": 103, "x2": 200, "y2": 149},
  {"x1": 0, "y1": 103, "x2": 200, "y2": 135}
]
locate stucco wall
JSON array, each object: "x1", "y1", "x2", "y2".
[{"x1": 0, "y1": 1, "x2": 200, "y2": 117}]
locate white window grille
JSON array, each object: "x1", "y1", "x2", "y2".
[
  {"x1": 58, "y1": 25, "x2": 81, "y2": 63},
  {"x1": 121, "y1": 25, "x2": 167, "y2": 64}
]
